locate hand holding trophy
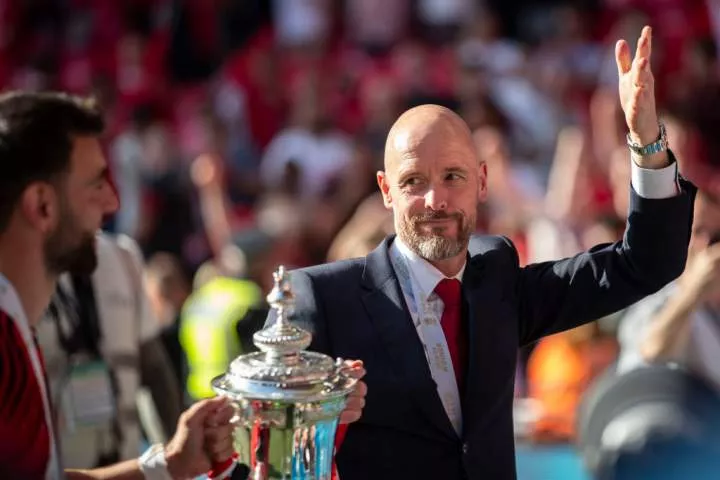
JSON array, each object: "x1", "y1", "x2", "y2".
[{"x1": 208, "y1": 266, "x2": 366, "y2": 480}]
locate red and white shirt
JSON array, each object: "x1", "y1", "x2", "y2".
[{"x1": 0, "y1": 274, "x2": 61, "y2": 479}]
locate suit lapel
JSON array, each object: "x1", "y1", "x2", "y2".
[
  {"x1": 361, "y1": 236, "x2": 457, "y2": 441},
  {"x1": 461, "y1": 238, "x2": 515, "y2": 438},
  {"x1": 460, "y1": 255, "x2": 490, "y2": 434}
]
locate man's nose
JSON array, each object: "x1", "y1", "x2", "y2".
[{"x1": 424, "y1": 185, "x2": 448, "y2": 211}]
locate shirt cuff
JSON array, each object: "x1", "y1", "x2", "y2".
[
  {"x1": 630, "y1": 157, "x2": 679, "y2": 199},
  {"x1": 138, "y1": 444, "x2": 172, "y2": 480}
]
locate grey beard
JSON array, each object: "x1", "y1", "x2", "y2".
[
  {"x1": 398, "y1": 216, "x2": 469, "y2": 261},
  {"x1": 410, "y1": 234, "x2": 466, "y2": 261}
]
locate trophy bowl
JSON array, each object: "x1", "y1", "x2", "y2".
[{"x1": 212, "y1": 266, "x2": 357, "y2": 480}]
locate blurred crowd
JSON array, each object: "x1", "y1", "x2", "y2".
[{"x1": 7, "y1": 0, "x2": 720, "y2": 472}]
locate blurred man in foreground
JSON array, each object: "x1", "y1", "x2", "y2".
[{"x1": 0, "y1": 92, "x2": 234, "y2": 479}]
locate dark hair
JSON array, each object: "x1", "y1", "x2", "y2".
[{"x1": 0, "y1": 91, "x2": 105, "y2": 233}]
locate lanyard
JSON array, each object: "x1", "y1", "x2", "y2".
[
  {"x1": 47, "y1": 274, "x2": 124, "y2": 459},
  {"x1": 389, "y1": 243, "x2": 463, "y2": 435},
  {"x1": 47, "y1": 275, "x2": 103, "y2": 359}
]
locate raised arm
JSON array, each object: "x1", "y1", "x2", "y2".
[{"x1": 518, "y1": 26, "x2": 696, "y2": 345}]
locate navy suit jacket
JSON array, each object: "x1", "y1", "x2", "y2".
[{"x1": 268, "y1": 179, "x2": 695, "y2": 479}]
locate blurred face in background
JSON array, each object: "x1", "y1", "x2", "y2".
[
  {"x1": 378, "y1": 106, "x2": 487, "y2": 261},
  {"x1": 360, "y1": 77, "x2": 400, "y2": 129},
  {"x1": 291, "y1": 74, "x2": 332, "y2": 133}
]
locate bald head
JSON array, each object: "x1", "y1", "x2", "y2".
[
  {"x1": 384, "y1": 105, "x2": 476, "y2": 174},
  {"x1": 377, "y1": 105, "x2": 486, "y2": 270}
]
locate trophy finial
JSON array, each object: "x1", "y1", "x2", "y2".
[
  {"x1": 254, "y1": 265, "x2": 311, "y2": 359},
  {"x1": 267, "y1": 265, "x2": 294, "y2": 313},
  {"x1": 274, "y1": 265, "x2": 285, "y2": 283}
]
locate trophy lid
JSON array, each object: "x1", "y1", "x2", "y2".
[{"x1": 212, "y1": 266, "x2": 356, "y2": 403}]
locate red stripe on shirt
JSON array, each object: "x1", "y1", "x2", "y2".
[{"x1": 0, "y1": 309, "x2": 51, "y2": 479}]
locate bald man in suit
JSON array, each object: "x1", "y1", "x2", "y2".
[{"x1": 267, "y1": 26, "x2": 696, "y2": 479}]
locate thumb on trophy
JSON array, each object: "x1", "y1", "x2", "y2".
[{"x1": 342, "y1": 359, "x2": 365, "y2": 378}]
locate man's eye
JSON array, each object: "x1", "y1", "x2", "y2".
[
  {"x1": 446, "y1": 172, "x2": 465, "y2": 181},
  {"x1": 402, "y1": 177, "x2": 424, "y2": 187}
]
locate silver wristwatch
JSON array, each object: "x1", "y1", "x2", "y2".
[{"x1": 626, "y1": 123, "x2": 668, "y2": 157}]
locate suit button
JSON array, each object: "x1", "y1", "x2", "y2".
[{"x1": 462, "y1": 442, "x2": 469, "y2": 454}]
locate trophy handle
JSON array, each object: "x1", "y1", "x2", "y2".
[
  {"x1": 326, "y1": 358, "x2": 359, "y2": 395},
  {"x1": 250, "y1": 425, "x2": 271, "y2": 480}
]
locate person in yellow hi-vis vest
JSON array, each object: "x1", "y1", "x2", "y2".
[{"x1": 179, "y1": 275, "x2": 264, "y2": 400}]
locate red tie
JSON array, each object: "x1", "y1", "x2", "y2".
[{"x1": 434, "y1": 278, "x2": 465, "y2": 391}]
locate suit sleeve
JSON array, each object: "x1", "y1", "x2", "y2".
[
  {"x1": 517, "y1": 171, "x2": 696, "y2": 346},
  {"x1": 263, "y1": 269, "x2": 331, "y2": 355}
]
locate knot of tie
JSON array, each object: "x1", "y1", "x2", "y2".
[{"x1": 434, "y1": 278, "x2": 461, "y2": 308}]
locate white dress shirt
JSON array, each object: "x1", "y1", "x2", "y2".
[
  {"x1": 394, "y1": 238, "x2": 465, "y2": 296},
  {"x1": 632, "y1": 159, "x2": 679, "y2": 199}
]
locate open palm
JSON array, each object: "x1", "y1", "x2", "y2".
[{"x1": 616, "y1": 25, "x2": 659, "y2": 145}]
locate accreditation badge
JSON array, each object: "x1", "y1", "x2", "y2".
[{"x1": 61, "y1": 360, "x2": 116, "y2": 432}]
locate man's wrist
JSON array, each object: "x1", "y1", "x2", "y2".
[
  {"x1": 164, "y1": 443, "x2": 186, "y2": 480},
  {"x1": 628, "y1": 123, "x2": 670, "y2": 169},
  {"x1": 628, "y1": 125, "x2": 661, "y2": 147},
  {"x1": 631, "y1": 150, "x2": 670, "y2": 169},
  {"x1": 678, "y1": 282, "x2": 704, "y2": 309}
]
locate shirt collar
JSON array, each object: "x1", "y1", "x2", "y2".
[
  {"x1": 0, "y1": 273, "x2": 33, "y2": 346},
  {"x1": 393, "y1": 237, "x2": 466, "y2": 299}
]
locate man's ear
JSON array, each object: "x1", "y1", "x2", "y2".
[
  {"x1": 20, "y1": 182, "x2": 59, "y2": 234},
  {"x1": 477, "y1": 162, "x2": 488, "y2": 203},
  {"x1": 377, "y1": 171, "x2": 393, "y2": 209}
]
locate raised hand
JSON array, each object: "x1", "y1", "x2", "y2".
[{"x1": 615, "y1": 26, "x2": 660, "y2": 149}]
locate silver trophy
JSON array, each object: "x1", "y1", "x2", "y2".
[{"x1": 212, "y1": 266, "x2": 357, "y2": 480}]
